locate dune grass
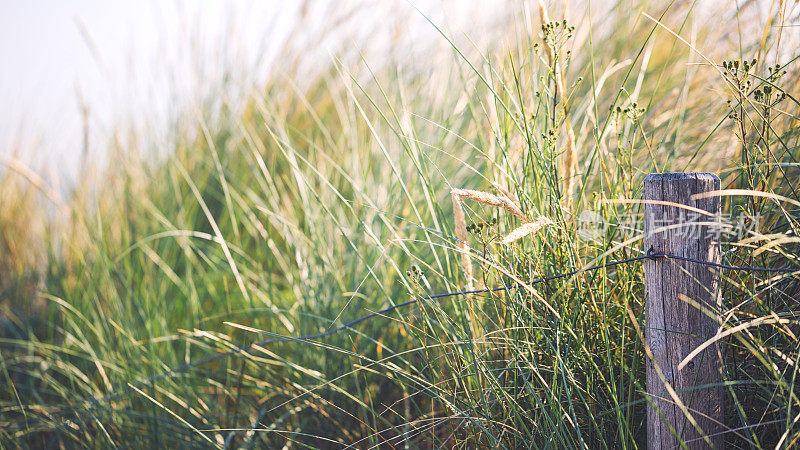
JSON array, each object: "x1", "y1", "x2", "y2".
[{"x1": 1, "y1": 1, "x2": 800, "y2": 448}]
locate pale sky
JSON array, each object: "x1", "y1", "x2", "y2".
[
  {"x1": 0, "y1": 0, "x2": 507, "y2": 178},
  {"x1": 0, "y1": 1, "x2": 302, "y2": 175}
]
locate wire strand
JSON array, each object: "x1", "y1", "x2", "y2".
[
  {"x1": 647, "y1": 248, "x2": 798, "y2": 273},
  {"x1": 83, "y1": 252, "x2": 796, "y2": 407}
]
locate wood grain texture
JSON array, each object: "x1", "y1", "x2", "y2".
[{"x1": 644, "y1": 173, "x2": 724, "y2": 449}]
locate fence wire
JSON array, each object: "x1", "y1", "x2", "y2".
[{"x1": 81, "y1": 249, "x2": 796, "y2": 408}]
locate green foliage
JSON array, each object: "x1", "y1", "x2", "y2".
[{"x1": 1, "y1": 1, "x2": 799, "y2": 448}]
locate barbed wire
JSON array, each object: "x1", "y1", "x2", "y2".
[{"x1": 81, "y1": 250, "x2": 796, "y2": 408}]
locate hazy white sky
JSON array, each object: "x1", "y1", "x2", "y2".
[
  {"x1": 0, "y1": 0, "x2": 506, "y2": 177},
  {"x1": 0, "y1": 1, "x2": 299, "y2": 174}
]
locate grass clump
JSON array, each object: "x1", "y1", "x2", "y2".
[{"x1": 1, "y1": 1, "x2": 800, "y2": 448}]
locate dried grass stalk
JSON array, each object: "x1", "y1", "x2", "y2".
[
  {"x1": 501, "y1": 217, "x2": 553, "y2": 244},
  {"x1": 562, "y1": 126, "x2": 576, "y2": 207},
  {"x1": 451, "y1": 192, "x2": 473, "y2": 288}
]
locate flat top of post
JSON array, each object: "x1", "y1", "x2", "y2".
[{"x1": 644, "y1": 172, "x2": 719, "y2": 182}]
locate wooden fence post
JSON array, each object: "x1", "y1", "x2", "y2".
[{"x1": 644, "y1": 172, "x2": 724, "y2": 449}]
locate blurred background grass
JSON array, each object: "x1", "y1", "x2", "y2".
[{"x1": 1, "y1": 0, "x2": 799, "y2": 447}]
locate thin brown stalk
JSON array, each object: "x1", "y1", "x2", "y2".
[{"x1": 451, "y1": 192, "x2": 473, "y2": 289}]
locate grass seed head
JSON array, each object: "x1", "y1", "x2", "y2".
[
  {"x1": 452, "y1": 188, "x2": 528, "y2": 221},
  {"x1": 501, "y1": 217, "x2": 553, "y2": 245}
]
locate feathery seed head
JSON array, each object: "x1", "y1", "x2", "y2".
[{"x1": 501, "y1": 217, "x2": 553, "y2": 245}]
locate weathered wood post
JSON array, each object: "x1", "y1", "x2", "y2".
[{"x1": 644, "y1": 173, "x2": 724, "y2": 449}]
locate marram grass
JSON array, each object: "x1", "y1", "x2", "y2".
[{"x1": 1, "y1": 1, "x2": 800, "y2": 448}]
